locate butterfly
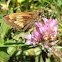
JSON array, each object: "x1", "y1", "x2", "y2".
[{"x1": 3, "y1": 9, "x2": 44, "y2": 31}]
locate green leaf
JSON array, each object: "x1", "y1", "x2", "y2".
[
  {"x1": 16, "y1": 50, "x2": 22, "y2": 56},
  {"x1": 0, "y1": 43, "x2": 25, "y2": 47},
  {"x1": 13, "y1": 32, "x2": 26, "y2": 40},
  {"x1": 46, "y1": 58, "x2": 51, "y2": 62},
  {"x1": 0, "y1": 48, "x2": 10, "y2": 62},
  {"x1": 52, "y1": 46, "x2": 62, "y2": 49},
  {"x1": 0, "y1": 15, "x2": 3, "y2": 23},
  {"x1": 7, "y1": 47, "x2": 16, "y2": 56},
  {"x1": 24, "y1": 47, "x2": 40, "y2": 55},
  {"x1": 1, "y1": 21, "x2": 11, "y2": 42},
  {"x1": 17, "y1": 0, "x2": 25, "y2": 3},
  {"x1": 57, "y1": 33, "x2": 62, "y2": 36}
]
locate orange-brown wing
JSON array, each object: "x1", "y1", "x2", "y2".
[{"x1": 3, "y1": 12, "x2": 36, "y2": 31}]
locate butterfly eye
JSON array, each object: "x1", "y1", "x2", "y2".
[{"x1": 38, "y1": 12, "x2": 41, "y2": 16}]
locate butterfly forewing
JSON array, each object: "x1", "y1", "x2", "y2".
[{"x1": 3, "y1": 9, "x2": 44, "y2": 31}]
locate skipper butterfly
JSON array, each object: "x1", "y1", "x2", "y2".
[{"x1": 3, "y1": 9, "x2": 44, "y2": 31}]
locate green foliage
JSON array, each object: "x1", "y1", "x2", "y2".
[
  {"x1": 0, "y1": 0, "x2": 62, "y2": 62},
  {"x1": 0, "y1": 48, "x2": 10, "y2": 62}
]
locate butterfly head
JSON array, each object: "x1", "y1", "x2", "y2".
[{"x1": 37, "y1": 9, "x2": 45, "y2": 18}]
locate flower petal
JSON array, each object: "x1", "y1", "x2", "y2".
[
  {"x1": 24, "y1": 34, "x2": 31, "y2": 39},
  {"x1": 25, "y1": 41, "x2": 32, "y2": 45},
  {"x1": 44, "y1": 44, "x2": 52, "y2": 51}
]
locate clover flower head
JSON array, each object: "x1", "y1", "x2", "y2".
[{"x1": 24, "y1": 17, "x2": 58, "y2": 47}]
